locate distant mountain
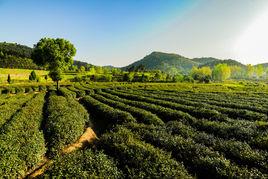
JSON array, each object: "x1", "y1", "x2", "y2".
[
  {"x1": 122, "y1": 52, "x2": 252, "y2": 74},
  {"x1": 192, "y1": 57, "x2": 220, "y2": 65},
  {"x1": 1, "y1": 42, "x2": 267, "y2": 73},
  {"x1": 122, "y1": 52, "x2": 198, "y2": 74},
  {"x1": 255, "y1": 63, "x2": 268, "y2": 68},
  {"x1": 199, "y1": 59, "x2": 246, "y2": 68}
]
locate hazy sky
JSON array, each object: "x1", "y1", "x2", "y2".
[{"x1": 1, "y1": 0, "x2": 268, "y2": 66}]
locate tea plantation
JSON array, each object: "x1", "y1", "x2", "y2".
[{"x1": 0, "y1": 82, "x2": 267, "y2": 178}]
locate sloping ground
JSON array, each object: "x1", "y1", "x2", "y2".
[{"x1": 25, "y1": 127, "x2": 97, "y2": 178}]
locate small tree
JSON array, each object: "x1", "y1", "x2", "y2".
[
  {"x1": 7, "y1": 74, "x2": 11, "y2": 84},
  {"x1": 29, "y1": 70, "x2": 37, "y2": 81},
  {"x1": 44, "y1": 75, "x2": 48, "y2": 81},
  {"x1": 79, "y1": 66, "x2": 86, "y2": 74},
  {"x1": 32, "y1": 38, "x2": 76, "y2": 91},
  {"x1": 49, "y1": 70, "x2": 62, "y2": 90}
]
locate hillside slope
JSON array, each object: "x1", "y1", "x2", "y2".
[
  {"x1": 123, "y1": 52, "x2": 251, "y2": 74},
  {"x1": 123, "y1": 52, "x2": 198, "y2": 74},
  {"x1": 199, "y1": 59, "x2": 246, "y2": 68}
]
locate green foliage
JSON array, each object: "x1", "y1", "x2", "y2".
[
  {"x1": 92, "y1": 92, "x2": 164, "y2": 125},
  {"x1": 45, "y1": 94, "x2": 89, "y2": 157},
  {"x1": 0, "y1": 93, "x2": 34, "y2": 128},
  {"x1": 191, "y1": 66, "x2": 212, "y2": 83},
  {"x1": 212, "y1": 63, "x2": 231, "y2": 81},
  {"x1": 29, "y1": 70, "x2": 37, "y2": 81},
  {"x1": 42, "y1": 149, "x2": 123, "y2": 178},
  {"x1": 0, "y1": 93, "x2": 46, "y2": 177},
  {"x1": 80, "y1": 95, "x2": 136, "y2": 133},
  {"x1": 58, "y1": 87, "x2": 77, "y2": 98},
  {"x1": 32, "y1": 38, "x2": 76, "y2": 88},
  {"x1": 123, "y1": 51, "x2": 198, "y2": 74},
  {"x1": 0, "y1": 42, "x2": 32, "y2": 58},
  {"x1": 97, "y1": 126, "x2": 192, "y2": 178}
]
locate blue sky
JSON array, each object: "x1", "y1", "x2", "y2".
[{"x1": 1, "y1": 0, "x2": 268, "y2": 66}]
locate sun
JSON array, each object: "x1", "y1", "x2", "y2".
[{"x1": 234, "y1": 8, "x2": 268, "y2": 64}]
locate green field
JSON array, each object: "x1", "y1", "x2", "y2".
[
  {"x1": 0, "y1": 82, "x2": 267, "y2": 178},
  {"x1": 0, "y1": 68, "x2": 86, "y2": 85}
]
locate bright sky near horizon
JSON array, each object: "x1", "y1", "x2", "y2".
[{"x1": 1, "y1": 0, "x2": 268, "y2": 66}]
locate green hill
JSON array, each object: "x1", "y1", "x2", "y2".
[
  {"x1": 0, "y1": 42, "x2": 40, "y2": 69},
  {"x1": 192, "y1": 57, "x2": 220, "y2": 65},
  {"x1": 199, "y1": 59, "x2": 246, "y2": 68},
  {"x1": 0, "y1": 42, "x2": 89, "y2": 70},
  {"x1": 123, "y1": 52, "x2": 251, "y2": 74},
  {"x1": 1, "y1": 42, "x2": 267, "y2": 74},
  {"x1": 123, "y1": 52, "x2": 198, "y2": 74},
  {"x1": 255, "y1": 63, "x2": 268, "y2": 68}
]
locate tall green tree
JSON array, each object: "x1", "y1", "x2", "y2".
[
  {"x1": 246, "y1": 64, "x2": 254, "y2": 79},
  {"x1": 212, "y1": 63, "x2": 231, "y2": 81},
  {"x1": 255, "y1": 64, "x2": 264, "y2": 79},
  {"x1": 32, "y1": 38, "x2": 76, "y2": 91}
]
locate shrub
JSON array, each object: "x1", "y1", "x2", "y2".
[
  {"x1": 92, "y1": 93, "x2": 164, "y2": 126},
  {"x1": 0, "y1": 93, "x2": 46, "y2": 177},
  {"x1": 58, "y1": 87, "x2": 76, "y2": 98},
  {"x1": 45, "y1": 94, "x2": 89, "y2": 157},
  {"x1": 80, "y1": 96, "x2": 136, "y2": 133},
  {"x1": 42, "y1": 149, "x2": 123, "y2": 178},
  {"x1": 97, "y1": 127, "x2": 192, "y2": 178},
  {"x1": 29, "y1": 70, "x2": 37, "y2": 81}
]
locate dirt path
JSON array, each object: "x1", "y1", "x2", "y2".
[
  {"x1": 24, "y1": 127, "x2": 97, "y2": 178},
  {"x1": 62, "y1": 127, "x2": 97, "y2": 154}
]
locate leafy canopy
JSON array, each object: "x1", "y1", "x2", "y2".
[
  {"x1": 32, "y1": 38, "x2": 76, "y2": 72},
  {"x1": 32, "y1": 38, "x2": 76, "y2": 84}
]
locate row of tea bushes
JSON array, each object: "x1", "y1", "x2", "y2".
[
  {"x1": 125, "y1": 123, "x2": 267, "y2": 178},
  {"x1": 45, "y1": 94, "x2": 90, "y2": 157},
  {"x1": 100, "y1": 91, "x2": 263, "y2": 146},
  {"x1": 96, "y1": 126, "x2": 193, "y2": 178},
  {"x1": 91, "y1": 93, "x2": 164, "y2": 126},
  {"x1": 0, "y1": 85, "x2": 48, "y2": 94},
  {"x1": 41, "y1": 149, "x2": 123, "y2": 178},
  {"x1": 0, "y1": 93, "x2": 46, "y2": 178},
  {"x1": 80, "y1": 96, "x2": 136, "y2": 134},
  {"x1": 0, "y1": 93, "x2": 34, "y2": 128}
]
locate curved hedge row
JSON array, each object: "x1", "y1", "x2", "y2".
[
  {"x1": 165, "y1": 121, "x2": 268, "y2": 172},
  {"x1": 100, "y1": 90, "x2": 193, "y2": 124},
  {"x1": 67, "y1": 86, "x2": 86, "y2": 97},
  {"x1": 74, "y1": 83, "x2": 93, "y2": 95},
  {"x1": 0, "y1": 93, "x2": 34, "y2": 128},
  {"x1": 0, "y1": 85, "x2": 47, "y2": 94},
  {"x1": 0, "y1": 93, "x2": 46, "y2": 177},
  {"x1": 115, "y1": 89, "x2": 267, "y2": 122},
  {"x1": 115, "y1": 89, "x2": 228, "y2": 121},
  {"x1": 139, "y1": 89, "x2": 268, "y2": 120},
  {"x1": 58, "y1": 87, "x2": 77, "y2": 98},
  {"x1": 91, "y1": 93, "x2": 164, "y2": 126},
  {"x1": 100, "y1": 91, "x2": 263, "y2": 145},
  {"x1": 125, "y1": 123, "x2": 267, "y2": 178},
  {"x1": 96, "y1": 126, "x2": 192, "y2": 178},
  {"x1": 45, "y1": 94, "x2": 89, "y2": 157},
  {"x1": 80, "y1": 96, "x2": 136, "y2": 133},
  {"x1": 41, "y1": 149, "x2": 123, "y2": 178}
]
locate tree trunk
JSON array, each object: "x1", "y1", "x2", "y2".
[{"x1": 56, "y1": 80, "x2": 59, "y2": 92}]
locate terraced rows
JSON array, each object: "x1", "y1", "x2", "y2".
[
  {"x1": 69, "y1": 85, "x2": 268, "y2": 178},
  {"x1": 0, "y1": 84, "x2": 267, "y2": 178}
]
